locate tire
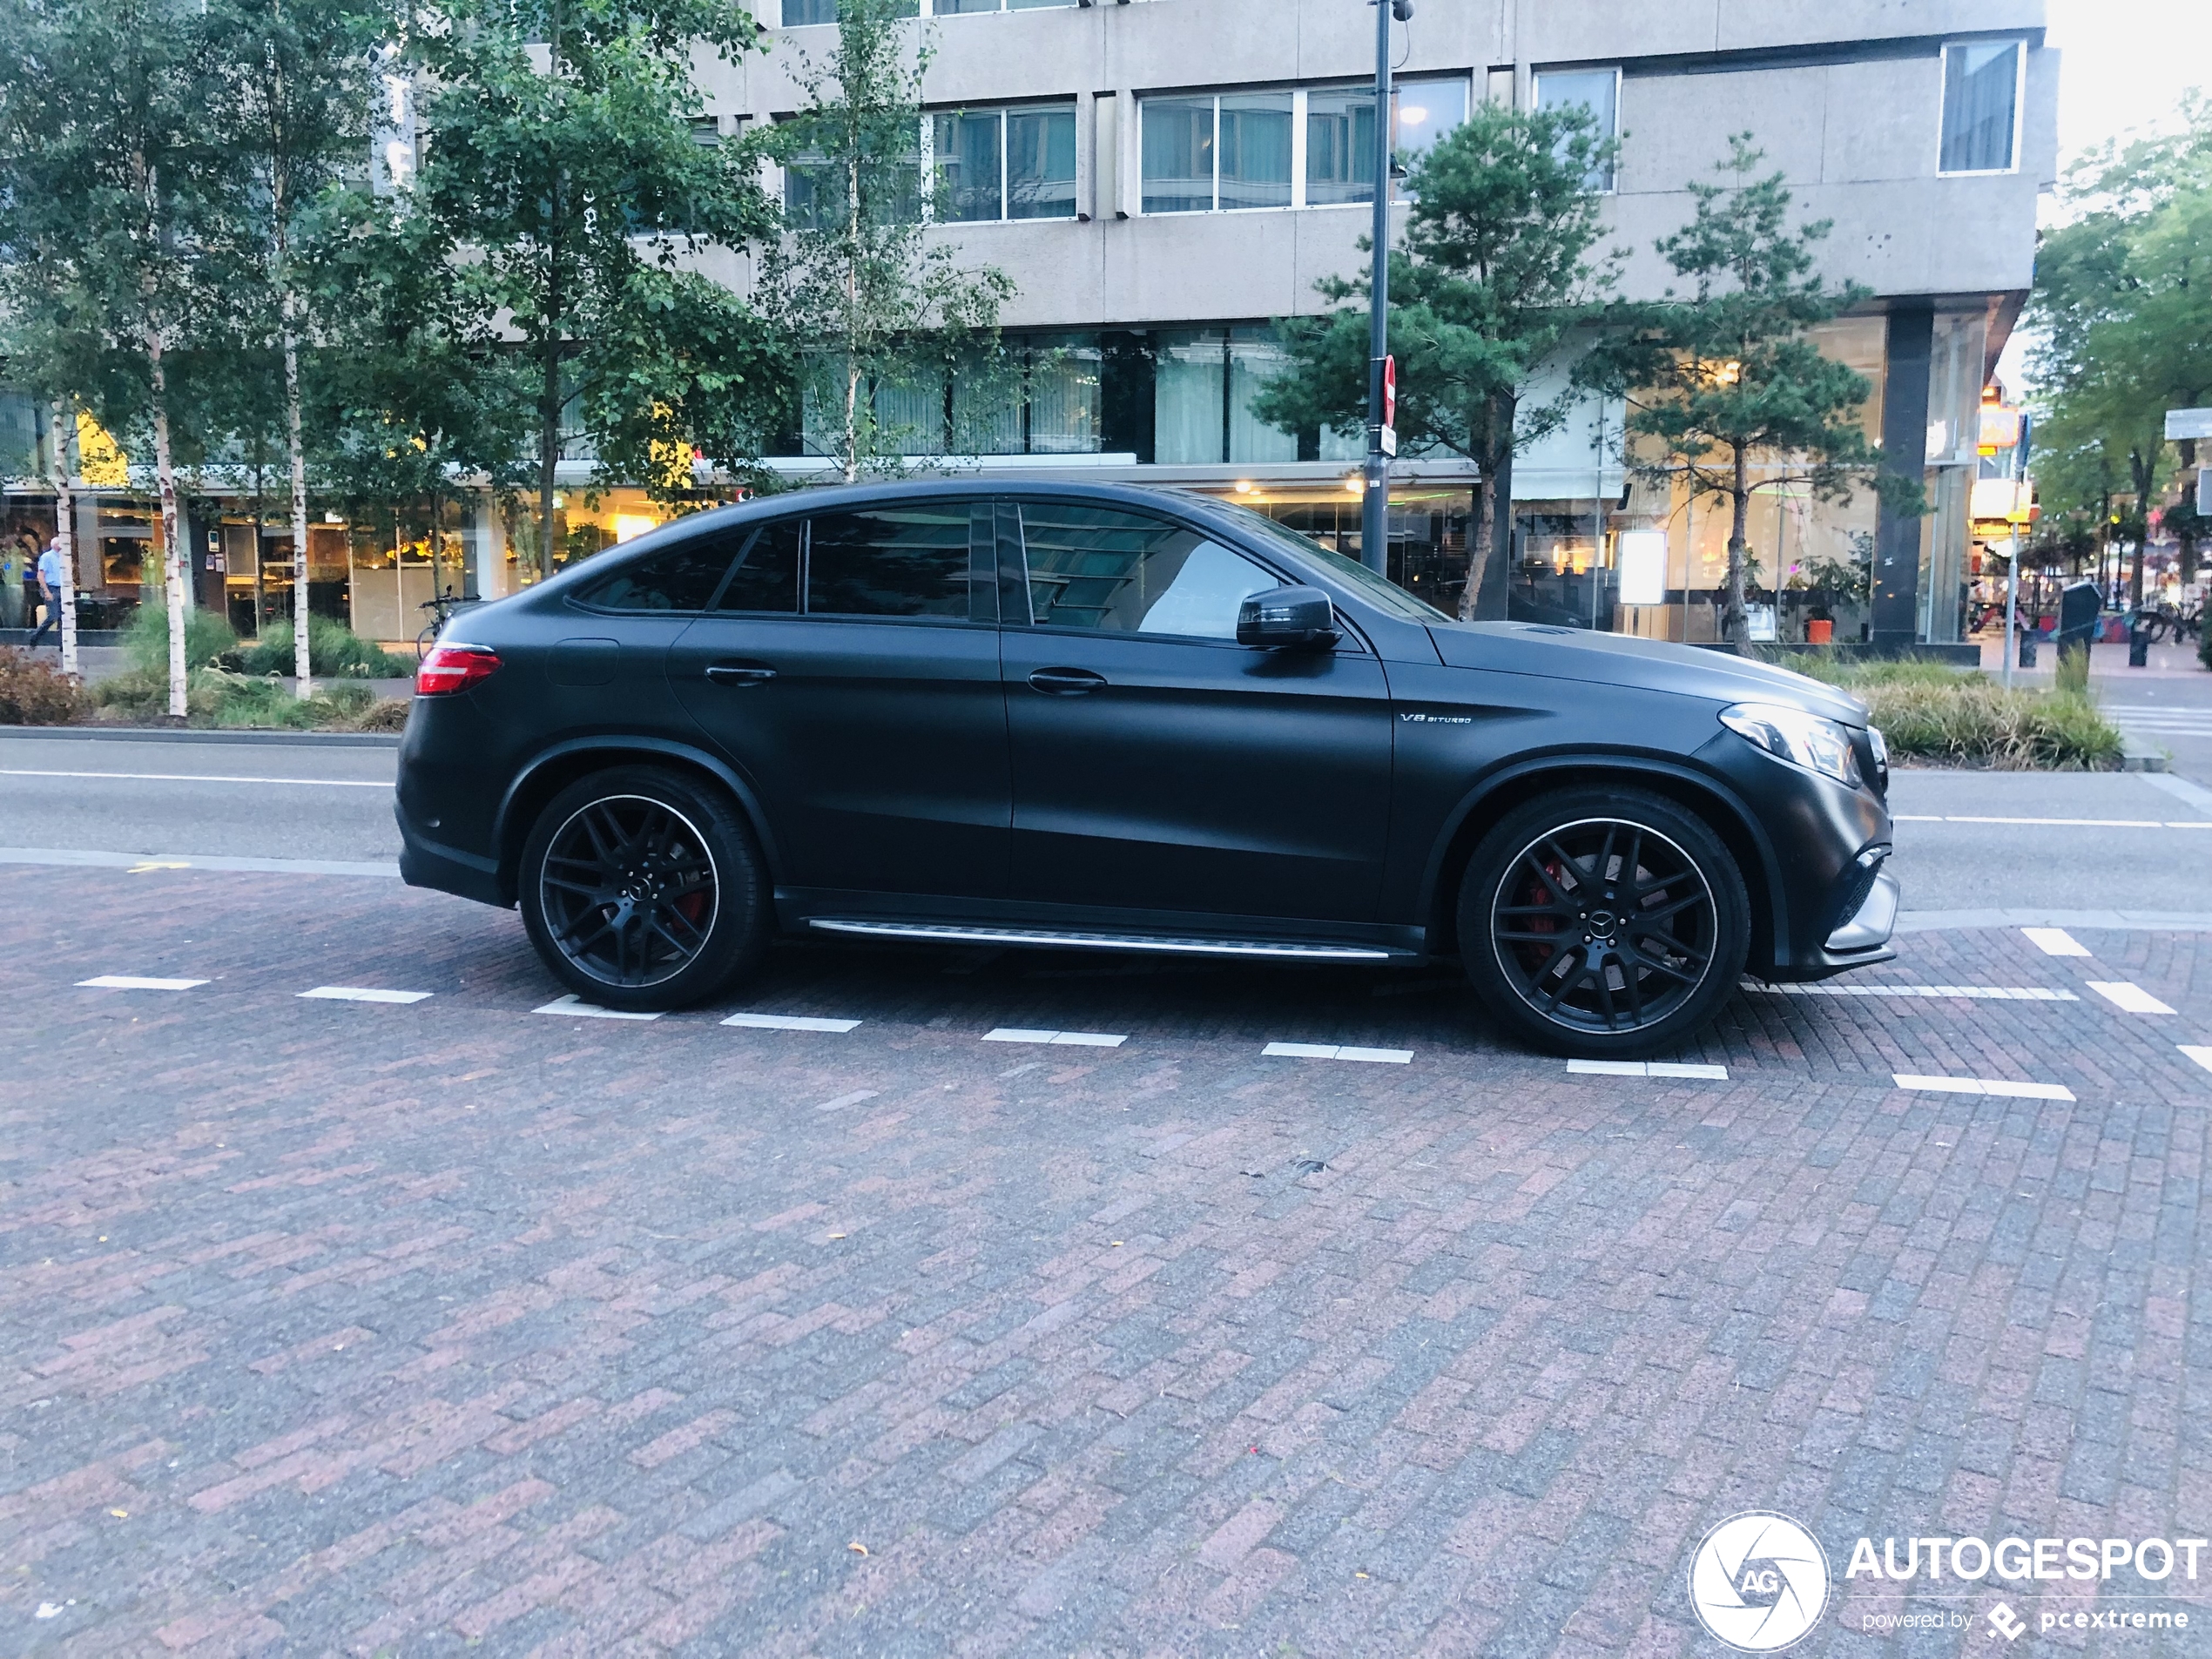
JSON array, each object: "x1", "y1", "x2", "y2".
[
  {"x1": 518, "y1": 765, "x2": 770, "y2": 1012},
  {"x1": 1457, "y1": 788, "x2": 1750, "y2": 1058}
]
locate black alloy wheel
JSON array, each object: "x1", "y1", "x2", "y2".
[
  {"x1": 1460, "y1": 789, "x2": 1749, "y2": 1056},
  {"x1": 519, "y1": 766, "x2": 767, "y2": 1010}
]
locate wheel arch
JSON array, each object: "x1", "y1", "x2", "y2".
[
  {"x1": 1420, "y1": 756, "x2": 1784, "y2": 970},
  {"x1": 493, "y1": 737, "x2": 782, "y2": 905}
]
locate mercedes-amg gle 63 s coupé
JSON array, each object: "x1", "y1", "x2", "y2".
[{"x1": 396, "y1": 481, "x2": 1898, "y2": 1057}]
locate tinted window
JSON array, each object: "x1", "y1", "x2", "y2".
[
  {"x1": 1018, "y1": 502, "x2": 1276, "y2": 638},
  {"x1": 576, "y1": 534, "x2": 738, "y2": 612},
  {"x1": 806, "y1": 505, "x2": 974, "y2": 619},
  {"x1": 714, "y1": 518, "x2": 802, "y2": 613},
  {"x1": 1209, "y1": 500, "x2": 1448, "y2": 623}
]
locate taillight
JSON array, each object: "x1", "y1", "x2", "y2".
[{"x1": 415, "y1": 645, "x2": 501, "y2": 697}]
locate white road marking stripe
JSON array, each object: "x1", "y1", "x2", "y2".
[
  {"x1": 1743, "y1": 981, "x2": 2076, "y2": 1001},
  {"x1": 2180, "y1": 1046, "x2": 2212, "y2": 1076},
  {"x1": 298, "y1": 986, "x2": 432, "y2": 1004},
  {"x1": 77, "y1": 974, "x2": 206, "y2": 990},
  {"x1": 0, "y1": 846, "x2": 399, "y2": 878},
  {"x1": 1892, "y1": 1073, "x2": 2074, "y2": 1101},
  {"x1": 1262, "y1": 1042, "x2": 1413, "y2": 1063},
  {"x1": 1567, "y1": 1059, "x2": 1729, "y2": 1079},
  {"x1": 2021, "y1": 927, "x2": 2091, "y2": 957},
  {"x1": 532, "y1": 994, "x2": 662, "y2": 1021},
  {"x1": 0, "y1": 768, "x2": 392, "y2": 787},
  {"x1": 982, "y1": 1028, "x2": 1128, "y2": 1047},
  {"x1": 722, "y1": 1012, "x2": 862, "y2": 1033},
  {"x1": 1892, "y1": 814, "x2": 2209, "y2": 828},
  {"x1": 816, "y1": 1089, "x2": 880, "y2": 1112},
  {"x1": 2086, "y1": 980, "x2": 2176, "y2": 1015}
]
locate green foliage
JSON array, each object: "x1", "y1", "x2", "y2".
[
  {"x1": 239, "y1": 614, "x2": 409, "y2": 678},
  {"x1": 1253, "y1": 99, "x2": 1622, "y2": 618},
  {"x1": 759, "y1": 0, "x2": 1015, "y2": 481},
  {"x1": 2027, "y1": 102, "x2": 2212, "y2": 551},
  {"x1": 0, "y1": 645, "x2": 89, "y2": 725},
  {"x1": 125, "y1": 595, "x2": 240, "y2": 672},
  {"x1": 2055, "y1": 644, "x2": 2091, "y2": 698},
  {"x1": 1588, "y1": 136, "x2": 1909, "y2": 644},
  {"x1": 411, "y1": 0, "x2": 784, "y2": 563},
  {"x1": 86, "y1": 663, "x2": 403, "y2": 727},
  {"x1": 1757, "y1": 650, "x2": 2121, "y2": 769}
]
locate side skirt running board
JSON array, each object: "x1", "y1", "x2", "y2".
[{"x1": 806, "y1": 918, "x2": 1400, "y2": 961}]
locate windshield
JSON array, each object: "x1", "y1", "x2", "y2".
[{"x1": 1204, "y1": 500, "x2": 1452, "y2": 624}]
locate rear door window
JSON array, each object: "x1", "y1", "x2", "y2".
[
  {"x1": 575, "y1": 531, "x2": 744, "y2": 613},
  {"x1": 1015, "y1": 502, "x2": 1276, "y2": 640},
  {"x1": 711, "y1": 518, "x2": 803, "y2": 613},
  {"x1": 805, "y1": 502, "x2": 990, "y2": 622}
]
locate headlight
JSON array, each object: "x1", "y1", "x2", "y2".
[{"x1": 1719, "y1": 702, "x2": 1864, "y2": 786}]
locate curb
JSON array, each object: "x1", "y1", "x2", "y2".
[
  {"x1": 2121, "y1": 738, "x2": 2169, "y2": 772},
  {"x1": 0, "y1": 724, "x2": 402, "y2": 749}
]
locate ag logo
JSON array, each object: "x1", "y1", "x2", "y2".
[{"x1": 1688, "y1": 1512, "x2": 1831, "y2": 1651}]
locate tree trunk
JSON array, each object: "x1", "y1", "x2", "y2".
[
  {"x1": 148, "y1": 331, "x2": 187, "y2": 718},
  {"x1": 2183, "y1": 534, "x2": 2199, "y2": 587},
  {"x1": 1460, "y1": 390, "x2": 1515, "y2": 622},
  {"x1": 282, "y1": 298, "x2": 313, "y2": 698},
  {"x1": 1723, "y1": 449, "x2": 1751, "y2": 645},
  {"x1": 46, "y1": 401, "x2": 78, "y2": 678}
]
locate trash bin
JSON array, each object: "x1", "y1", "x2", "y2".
[{"x1": 2056, "y1": 581, "x2": 2100, "y2": 661}]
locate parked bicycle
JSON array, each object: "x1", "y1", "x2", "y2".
[{"x1": 416, "y1": 590, "x2": 482, "y2": 660}]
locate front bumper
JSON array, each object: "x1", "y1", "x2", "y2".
[{"x1": 1827, "y1": 868, "x2": 1900, "y2": 954}]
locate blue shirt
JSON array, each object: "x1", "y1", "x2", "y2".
[{"x1": 37, "y1": 548, "x2": 64, "y2": 590}]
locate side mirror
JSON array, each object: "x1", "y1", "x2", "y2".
[{"x1": 1237, "y1": 584, "x2": 1339, "y2": 651}]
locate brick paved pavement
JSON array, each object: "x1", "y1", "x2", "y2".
[{"x1": 3, "y1": 867, "x2": 2210, "y2": 1656}]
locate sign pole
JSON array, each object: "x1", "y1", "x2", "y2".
[
  {"x1": 2003, "y1": 531, "x2": 2019, "y2": 691},
  {"x1": 1359, "y1": 0, "x2": 1405, "y2": 575}
]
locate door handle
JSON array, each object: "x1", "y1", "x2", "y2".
[
  {"x1": 705, "y1": 663, "x2": 776, "y2": 686},
  {"x1": 1028, "y1": 667, "x2": 1107, "y2": 695}
]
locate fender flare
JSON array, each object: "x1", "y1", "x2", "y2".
[
  {"x1": 494, "y1": 735, "x2": 785, "y2": 892},
  {"x1": 1417, "y1": 752, "x2": 1789, "y2": 957}
]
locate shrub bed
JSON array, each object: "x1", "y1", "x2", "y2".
[
  {"x1": 1776, "y1": 653, "x2": 2124, "y2": 770},
  {"x1": 0, "y1": 646, "x2": 89, "y2": 725}
]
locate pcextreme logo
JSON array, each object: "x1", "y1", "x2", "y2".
[{"x1": 1688, "y1": 1513, "x2": 1832, "y2": 1652}]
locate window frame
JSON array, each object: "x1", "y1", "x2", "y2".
[
  {"x1": 779, "y1": 0, "x2": 1070, "y2": 20},
  {"x1": 1935, "y1": 38, "x2": 2026, "y2": 178},
  {"x1": 1529, "y1": 65, "x2": 1621, "y2": 195},
  {"x1": 927, "y1": 100, "x2": 1080, "y2": 224},
  {"x1": 1136, "y1": 78, "x2": 1473, "y2": 217}
]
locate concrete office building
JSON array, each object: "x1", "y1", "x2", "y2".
[{"x1": 671, "y1": 0, "x2": 2054, "y2": 645}]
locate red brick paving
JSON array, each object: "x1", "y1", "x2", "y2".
[{"x1": 2, "y1": 866, "x2": 2210, "y2": 1654}]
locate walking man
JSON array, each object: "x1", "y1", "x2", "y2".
[{"x1": 27, "y1": 536, "x2": 65, "y2": 650}]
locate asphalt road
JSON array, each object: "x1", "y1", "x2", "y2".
[{"x1": 4, "y1": 731, "x2": 2207, "y2": 923}]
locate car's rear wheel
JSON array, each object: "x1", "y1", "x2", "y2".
[
  {"x1": 519, "y1": 766, "x2": 767, "y2": 1011},
  {"x1": 1459, "y1": 789, "x2": 1749, "y2": 1057}
]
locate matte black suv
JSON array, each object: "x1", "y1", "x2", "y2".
[{"x1": 396, "y1": 480, "x2": 1898, "y2": 1056}]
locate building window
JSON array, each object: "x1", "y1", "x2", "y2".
[
  {"x1": 1142, "y1": 80, "x2": 1468, "y2": 214},
  {"x1": 934, "y1": 0, "x2": 1071, "y2": 11},
  {"x1": 1532, "y1": 67, "x2": 1618, "y2": 191},
  {"x1": 1939, "y1": 40, "x2": 2021, "y2": 174},
  {"x1": 933, "y1": 104, "x2": 1077, "y2": 220}
]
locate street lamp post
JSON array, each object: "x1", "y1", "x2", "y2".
[{"x1": 1360, "y1": 0, "x2": 1411, "y2": 576}]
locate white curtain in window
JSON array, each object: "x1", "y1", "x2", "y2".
[
  {"x1": 1155, "y1": 331, "x2": 1225, "y2": 462},
  {"x1": 1142, "y1": 98, "x2": 1214, "y2": 212},
  {"x1": 1227, "y1": 330, "x2": 1298, "y2": 463},
  {"x1": 1218, "y1": 92, "x2": 1292, "y2": 209}
]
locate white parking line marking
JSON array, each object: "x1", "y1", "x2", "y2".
[
  {"x1": 1743, "y1": 981, "x2": 2077, "y2": 1001},
  {"x1": 982, "y1": 1028, "x2": 1128, "y2": 1047},
  {"x1": 816, "y1": 1089, "x2": 880, "y2": 1112},
  {"x1": 298, "y1": 987, "x2": 433, "y2": 1004},
  {"x1": 2180, "y1": 1046, "x2": 2212, "y2": 1076},
  {"x1": 722, "y1": 1012, "x2": 862, "y2": 1033},
  {"x1": 2086, "y1": 981, "x2": 2176, "y2": 1015},
  {"x1": 77, "y1": 974, "x2": 206, "y2": 991},
  {"x1": 0, "y1": 768, "x2": 393, "y2": 787},
  {"x1": 2021, "y1": 927, "x2": 2091, "y2": 957},
  {"x1": 1892, "y1": 1073, "x2": 2074, "y2": 1101},
  {"x1": 1262, "y1": 1042, "x2": 1413, "y2": 1063},
  {"x1": 1567, "y1": 1059, "x2": 1729, "y2": 1080},
  {"x1": 532, "y1": 995, "x2": 662, "y2": 1021}
]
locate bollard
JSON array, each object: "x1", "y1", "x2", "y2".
[{"x1": 2129, "y1": 624, "x2": 2150, "y2": 667}]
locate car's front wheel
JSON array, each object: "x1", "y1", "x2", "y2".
[
  {"x1": 519, "y1": 765, "x2": 768, "y2": 1011},
  {"x1": 1459, "y1": 788, "x2": 1749, "y2": 1057}
]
